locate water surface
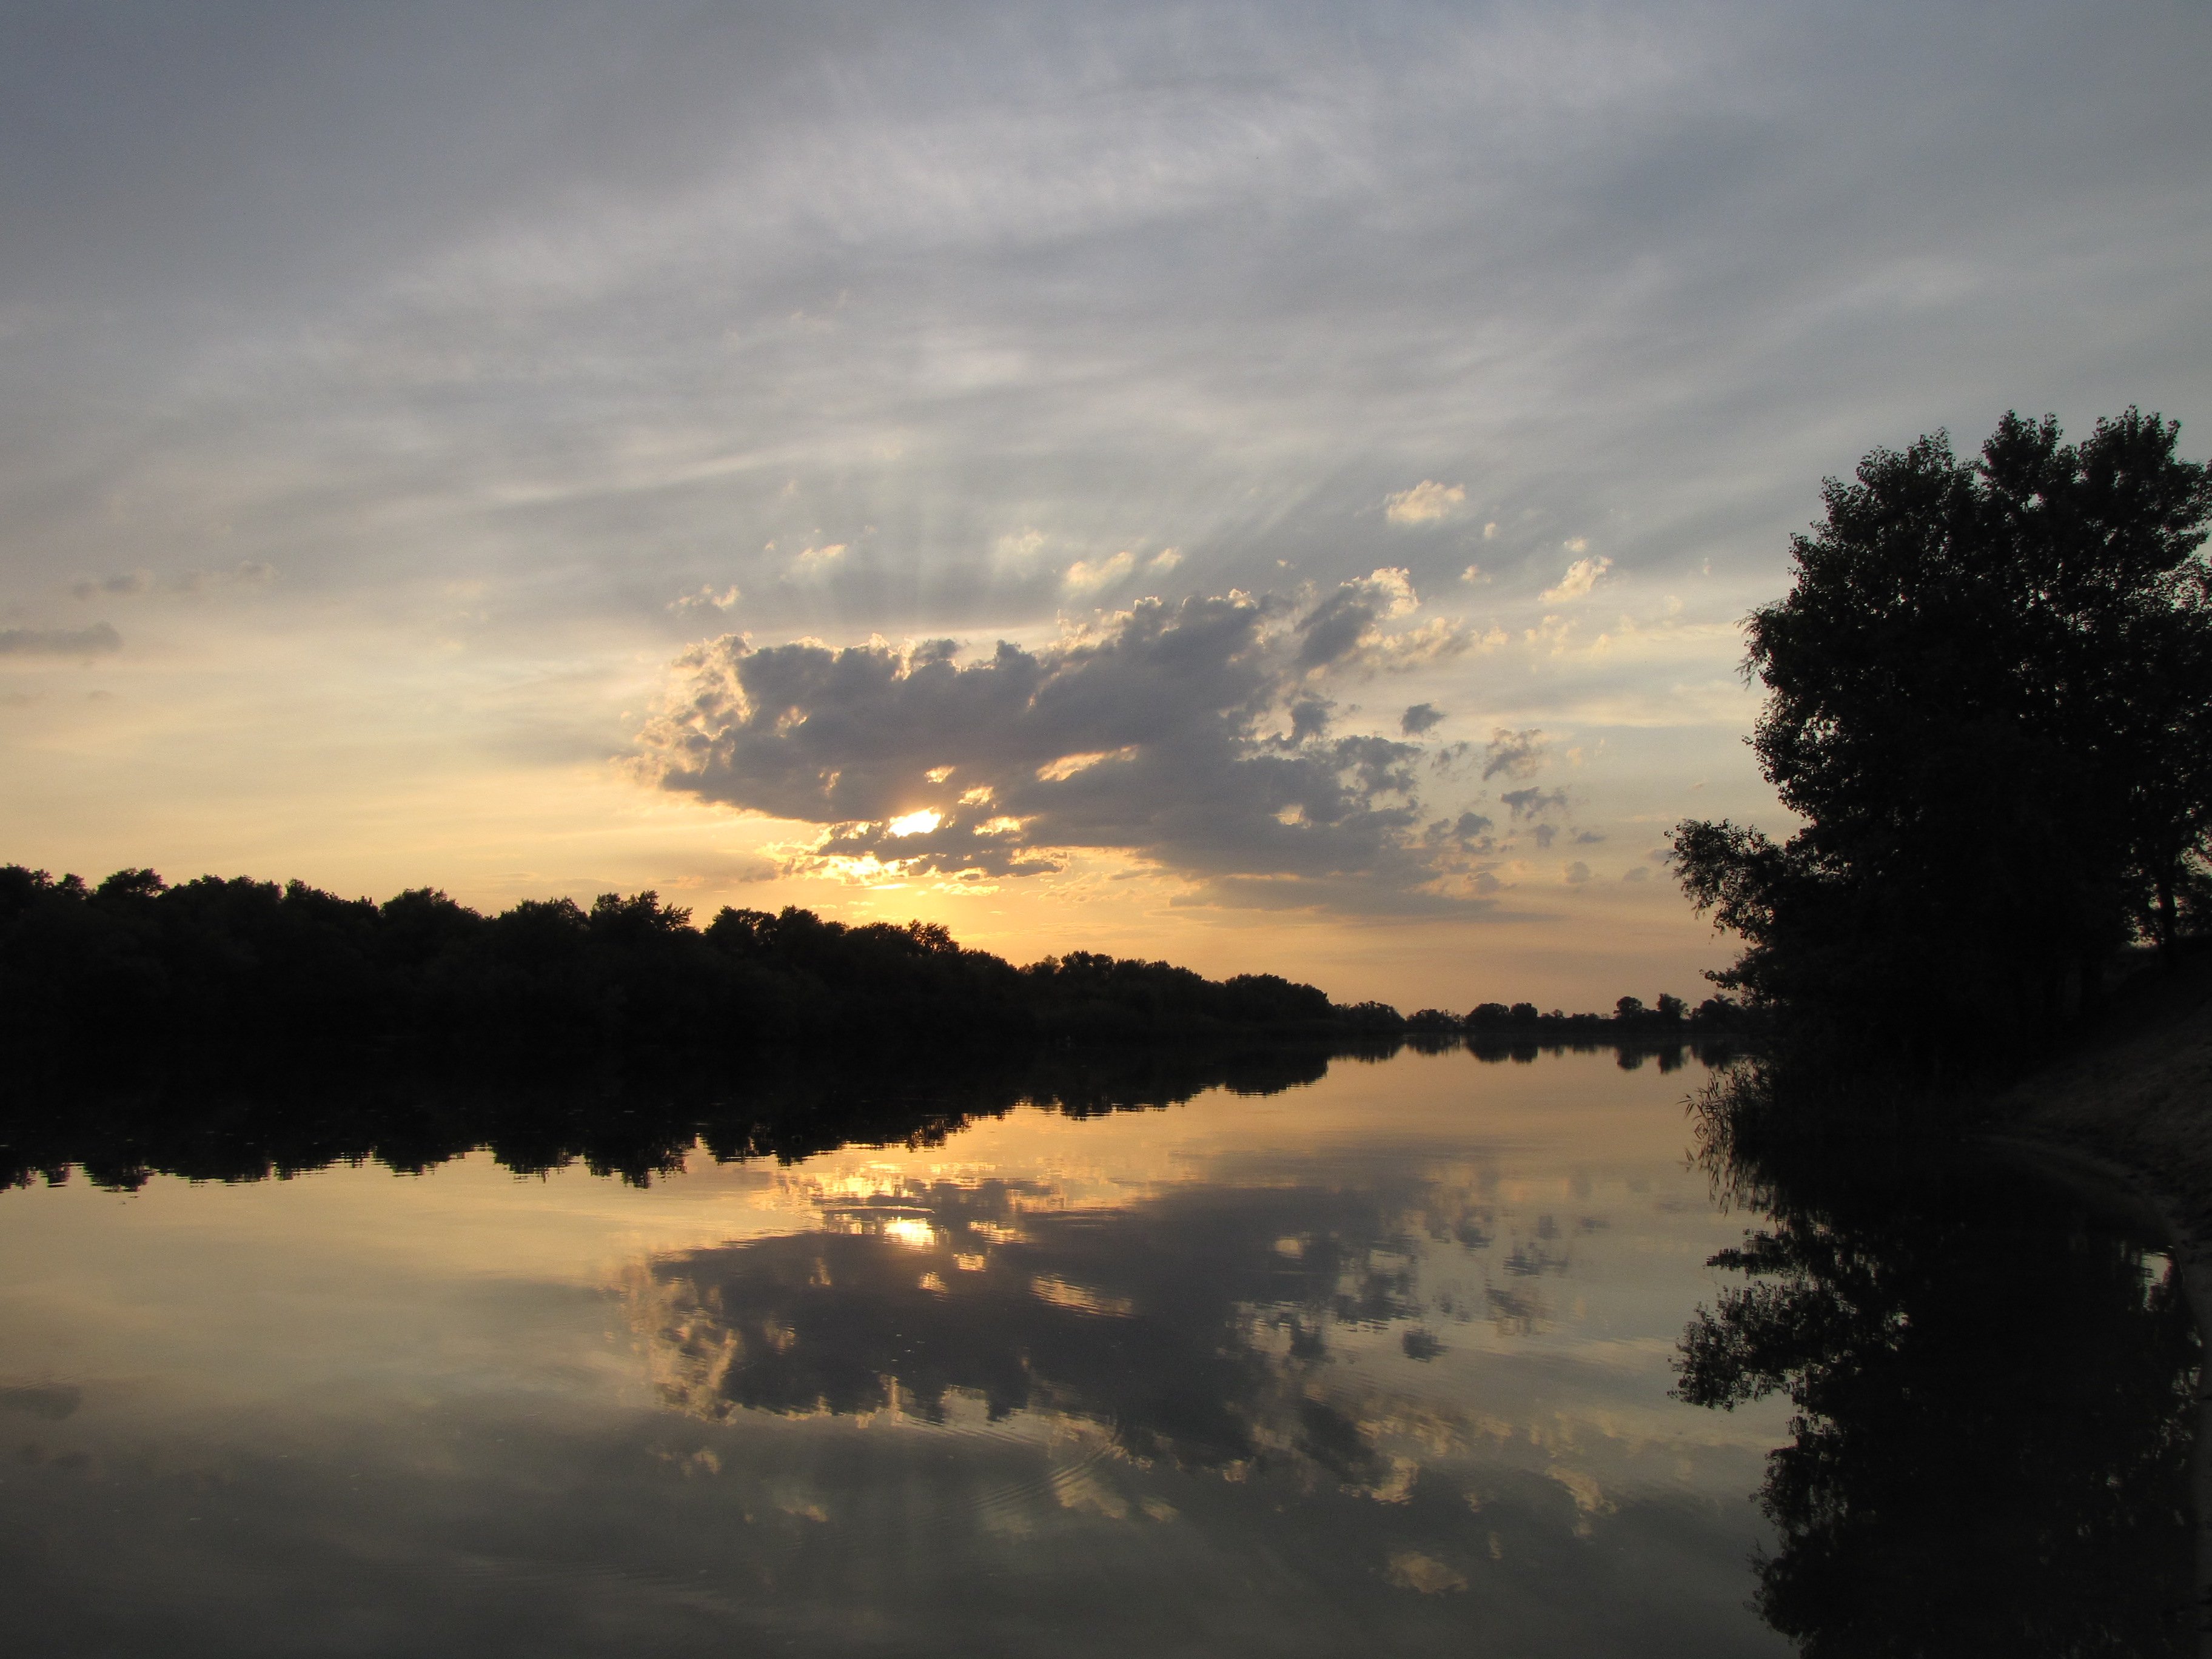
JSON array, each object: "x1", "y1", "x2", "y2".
[{"x1": 0, "y1": 1048, "x2": 2189, "y2": 1655}]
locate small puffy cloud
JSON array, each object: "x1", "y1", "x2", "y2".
[
  {"x1": 1541, "y1": 555, "x2": 1612, "y2": 603},
  {"x1": 0, "y1": 623, "x2": 121, "y2": 657},
  {"x1": 1500, "y1": 786, "x2": 1568, "y2": 821},
  {"x1": 1623, "y1": 865, "x2": 1651, "y2": 882},
  {"x1": 1459, "y1": 564, "x2": 1487, "y2": 585},
  {"x1": 1384, "y1": 480, "x2": 1466, "y2": 525},
  {"x1": 1064, "y1": 550, "x2": 1136, "y2": 593},
  {"x1": 1563, "y1": 860, "x2": 1592, "y2": 885},
  {"x1": 671, "y1": 584, "x2": 741, "y2": 615},
  {"x1": 1481, "y1": 727, "x2": 1547, "y2": 781},
  {"x1": 1399, "y1": 702, "x2": 1444, "y2": 736},
  {"x1": 638, "y1": 583, "x2": 1492, "y2": 913},
  {"x1": 791, "y1": 543, "x2": 846, "y2": 575}
]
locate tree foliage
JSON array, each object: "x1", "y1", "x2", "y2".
[
  {"x1": 1675, "y1": 409, "x2": 2212, "y2": 1062},
  {"x1": 0, "y1": 863, "x2": 1355, "y2": 1090}
]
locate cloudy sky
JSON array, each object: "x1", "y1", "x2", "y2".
[{"x1": 2, "y1": 2, "x2": 2207, "y2": 1007}]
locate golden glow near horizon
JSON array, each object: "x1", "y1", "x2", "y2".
[{"x1": 1, "y1": 7, "x2": 2204, "y2": 1009}]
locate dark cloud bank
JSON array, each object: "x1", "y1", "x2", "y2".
[{"x1": 643, "y1": 575, "x2": 1513, "y2": 913}]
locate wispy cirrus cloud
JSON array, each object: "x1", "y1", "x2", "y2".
[{"x1": 0, "y1": 623, "x2": 121, "y2": 658}]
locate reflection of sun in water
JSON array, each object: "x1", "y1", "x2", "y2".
[
  {"x1": 887, "y1": 809, "x2": 942, "y2": 836},
  {"x1": 881, "y1": 1216, "x2": 938, "y2": 1250}
]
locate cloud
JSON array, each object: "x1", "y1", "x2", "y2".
[
  {"x1": 1481, "y1": 728, "x2": 1547, "y2": 782},
  {"x1": 0, "y1": 623, "x2": 121, "y2": 657},
  {"x1": 1399, "y1": 703, "x2": 1444, "y2": 736},
  {"x1": 1384, "y1": 481, "x2": 1466, "y2": 525},
  {"x1": 1064, "y1": 548, "x2": 1180, "y2": 596},
  {"x1": 1292, "y1": 568, "x2": 1429, "y2": 674},
  {"x1": 1563, "y1": 860, "x2": 1592, "y2": 885},
  {"x1": 1541, "y1": 556, "x2": 1612, "y2": 603},
  {"x1": 69, "y1": 572, "x2": 153, "y2": 601},
  {"x1": 174, "y1": 560, "x2": 276, "y2": 594},
  {"x1": 1500, "y1": 786, "x2": 1568, "y2": 822},
  {"x1": 671, "y1": 584, "x2": 742, "y2": 615},
  {"x1": 70, "y1": 563, "x2": 273, "y2": 600},
  {"x1": 1064, "y1": 551, "x2": 1138, "y2": 593},
  {"x1": 640, "y1": 582, "x2": 1495, "y2": 910}
]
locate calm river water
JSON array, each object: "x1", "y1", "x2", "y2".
[{"x1": 0, "y1": 1047, "x2": 2194, "y2": 1655}]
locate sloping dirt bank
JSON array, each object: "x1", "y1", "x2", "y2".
[{"x1": 1999, "y1": 951, "x2": 2212, "y2": 1236}]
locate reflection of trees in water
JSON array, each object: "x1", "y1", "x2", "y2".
[
  {"x1": 4, "y1": 1037, "x2": 1721, "y2": 1195},
  {"x1": 0, "y1": 1042, "x2": 1337, "y2": 1191},
  {"x1": 631, "y1": 1172, "x2": 1500, "y2": 1493},
  {"x1": 1676, "y1": 1084, "x2": 2200, "y2": 1656}
]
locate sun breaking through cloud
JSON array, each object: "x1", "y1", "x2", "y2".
[{"x1": 638, "y1": 574, "x2": 1504, "y2": 913}]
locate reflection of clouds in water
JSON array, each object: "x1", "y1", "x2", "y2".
[
  {"x1": 0, "y1": 1056, "x2": 1809, "y2": 1655},
  {"x1": 624, "y1": 1159, "x2": 1735, "y2": 1530}
]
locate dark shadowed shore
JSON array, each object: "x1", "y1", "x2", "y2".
[
  {"x1": 1994, "y1": 952, "x2": 2212, "y2": 1637},
  {"x1": 2000, "y1": 952, "x2": 2212, "y2": 1239}
]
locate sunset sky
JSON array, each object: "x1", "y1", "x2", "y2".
[{"x1": 2, "y1": 2, "x2": 2208, "y2": 1009}]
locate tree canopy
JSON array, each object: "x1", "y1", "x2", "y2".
[{"x1": 1674, "y1": 409, "x2": 2212, "y2": 1062}]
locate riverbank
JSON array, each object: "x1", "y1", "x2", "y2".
[
  {"x1": 1995, "y1": 952, "x2": 2212, "y2": 1655},
  {"x1": 1999, "y1": 950, "x2": 2212, "y2": 1233}
]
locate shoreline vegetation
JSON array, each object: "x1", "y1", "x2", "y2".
[
  {"x1": 0, "y1": 859, "x2": 1748, "y2": 1193},
  {"x1": 1657, "y1": 407, "x2": 2212, "y2": 1636},
  {"x1": 1668, "y1": 410, "x2": 2211, "y2": 1173}
]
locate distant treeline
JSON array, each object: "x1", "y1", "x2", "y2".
[
  {"x1": 0, "y1": 860, "x2": 1748, "y2": 1188},
  {"x1": 1407, "y1": 993, "x2": 1754, "y2": 1039},
  {"x1": 0, "y1": 863, "x2": 1742, "y2": 1088},
  {"x1": 0, "y1": 864, "x2": 1346, "y2": 1077}
]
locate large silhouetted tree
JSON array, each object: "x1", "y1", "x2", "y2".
[{"x1": 1675, "y1": 410, "x2": 2212, "y2": 1062}]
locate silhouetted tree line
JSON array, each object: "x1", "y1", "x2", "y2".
[
  {"x1": 1674, "y1": 410, "x2": 2212, "y2": 1074},
  {"x1": 1455, "y1": 991, "x2": 1752, "y2": 1036},
  {"x1": 0, "y1": 864, "x2": 1367, "y2": 1084},
  {"x1": 1675, "y1": 1071, "x2": 2200, "y2": 1655},
  {"x1": 0, "y1": 859, "x2": 1752, "y2": 1190}
]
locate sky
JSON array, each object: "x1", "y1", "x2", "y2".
[{"x1": 1, "y1": 1, "x2": 2208, "y2": 1010}]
